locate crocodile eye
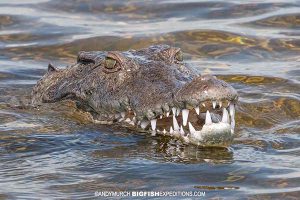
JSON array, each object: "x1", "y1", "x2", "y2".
[
  {"x1": 105, "y1": 57, "x2": 117, "y2": 69},
  {"x1": 175, "y1": 51, "x2": 183, "y2": 62},
  {"x1": 103, "y1": 56, "x2": 121, "y2": 73}
]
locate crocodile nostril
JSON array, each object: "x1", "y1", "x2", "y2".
[{"x1": 202, "y1": 85, "x2": 208, "y2": 90}]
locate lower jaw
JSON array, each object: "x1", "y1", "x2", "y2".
[
  {"x1": 94, "y1": 119, "x2": 234, "y2": 147},
  {"x1": 186, "y1": 123, "x2": 233, "y2": 147},
  {"x1": 146, "y1": 122, "x2": 233, "y2": 147}
]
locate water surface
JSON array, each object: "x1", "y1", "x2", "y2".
[{"x1": 0, "y1": 0, "x2": 300, "y2": 199}]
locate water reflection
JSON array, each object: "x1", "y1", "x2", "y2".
[{"x1": 92, "y1": 137, "x2": 234, "y2": 164}]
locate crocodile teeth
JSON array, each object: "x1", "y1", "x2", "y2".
[
  {"x1": 172, "y1": 107, "x2": 176, "y2": 115},
  {"x1": 132, "y1": 117, "x2": 136, "y2": 123},
  {"x1": 202, "y1": 103, "x2": 206, "y2": 107},
  {"x1": 229, "y1": 103, "x2": 236, "y2": 134},
  {"x1": 195, "y1": 106, "x2": 200, "y2": 115},
  {"x1": 140, "y1": 120, "x2": 149, "y2": 129},
  {"x1": 212, "y1": 101, "x2": 216, "y2": 109},
  {"x1": 125, "y1": 118, "x2": 131, "y2": 123},
  {"x1": 219, "y1": 101, "x2": 222, "y2": 108},
  {"x1": 151, "y1": 119, "x2": 157, "y2": 131},
  {"x1": 205, "y1": 110, "x2": 212, "y2": 125},
  {"x1": 166, "y1": 111, "x2": 170, "y2": 117},
  {"x1": 229, "y1": 103, "x2": 235, "y2": 118},
  {"x1": 163, "y1": 129, "x2": 166, "y2": 134},
  {"x1": 188, "y1": 122, "x2": 196, "y2": 137},
  {"x1": 182, "y1": 109, "x2": 189, "y2": 126},
  {"x1": 176, "y1": 108, "x2": 181, "y2": 116},
  {"x1": 222, "y1": 108, "x2": 229, "y2": 123},
  {"x1": 231, "y1": 120, "x2": 235, "y2": 134},
  {"x1": 180, "y1": 125, "x2": 185, "y2": 136},
  {"x1": 120, "y1": 112, "x2": 126, "y2": 118},
  {"x1": 170, "y1": 126, "x2": 174, "y2": 134},
  {"x1": 173, "y1": 115, "x2": 180, "y2": 131},
  {"x1": 160, "y1": 115, "x2": 163, "y2": 119},
  {"x1": 108, "y1": 114, "x2": 114, "y2": 119}
]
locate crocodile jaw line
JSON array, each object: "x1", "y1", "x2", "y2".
[{"x1": 94, "y1": 100, "x2": 236, "y2": 147}]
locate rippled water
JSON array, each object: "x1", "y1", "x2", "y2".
[{"x1": 0, "y1": 0, "x2": 299, "y2": 199}]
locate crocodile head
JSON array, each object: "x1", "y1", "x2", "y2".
[{"x1": 31, "y1": 45, "x2": 238, "y2": 147}]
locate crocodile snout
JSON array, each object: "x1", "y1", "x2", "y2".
[{"x1": 175, "y1": 74, "x2": 238, "y2": 107}]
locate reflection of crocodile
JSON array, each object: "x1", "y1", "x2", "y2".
[{"x1": 31, "y1": 45, "x2": 238, "y2": 147}]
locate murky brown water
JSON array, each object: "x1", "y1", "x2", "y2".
[{"x1": 0, "y1": 0, "x2": 300, "y2": 199}]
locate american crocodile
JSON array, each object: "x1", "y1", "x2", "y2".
[{"x1": 31, "y1": 45, "x2": 238, "y2": 147}]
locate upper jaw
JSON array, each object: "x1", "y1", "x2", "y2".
[
  {"x1": 135, "y1": 74, "x2": 238, "y2": 121},
  {"x1": 174, "y1": 74, "x2": 238, "y2": 109}
]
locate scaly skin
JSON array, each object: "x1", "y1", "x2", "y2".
[{"x1": 31, "y1": 45, "x2": 238, "y2": 147}]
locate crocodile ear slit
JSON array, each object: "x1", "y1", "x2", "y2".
[{"x1": 48, "y1": 63, "x2": 58, "y2": 73}]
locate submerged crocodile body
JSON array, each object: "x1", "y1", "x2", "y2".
[{"x1": 31, "y1": 45, "x2": 238, "y2": 147}]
